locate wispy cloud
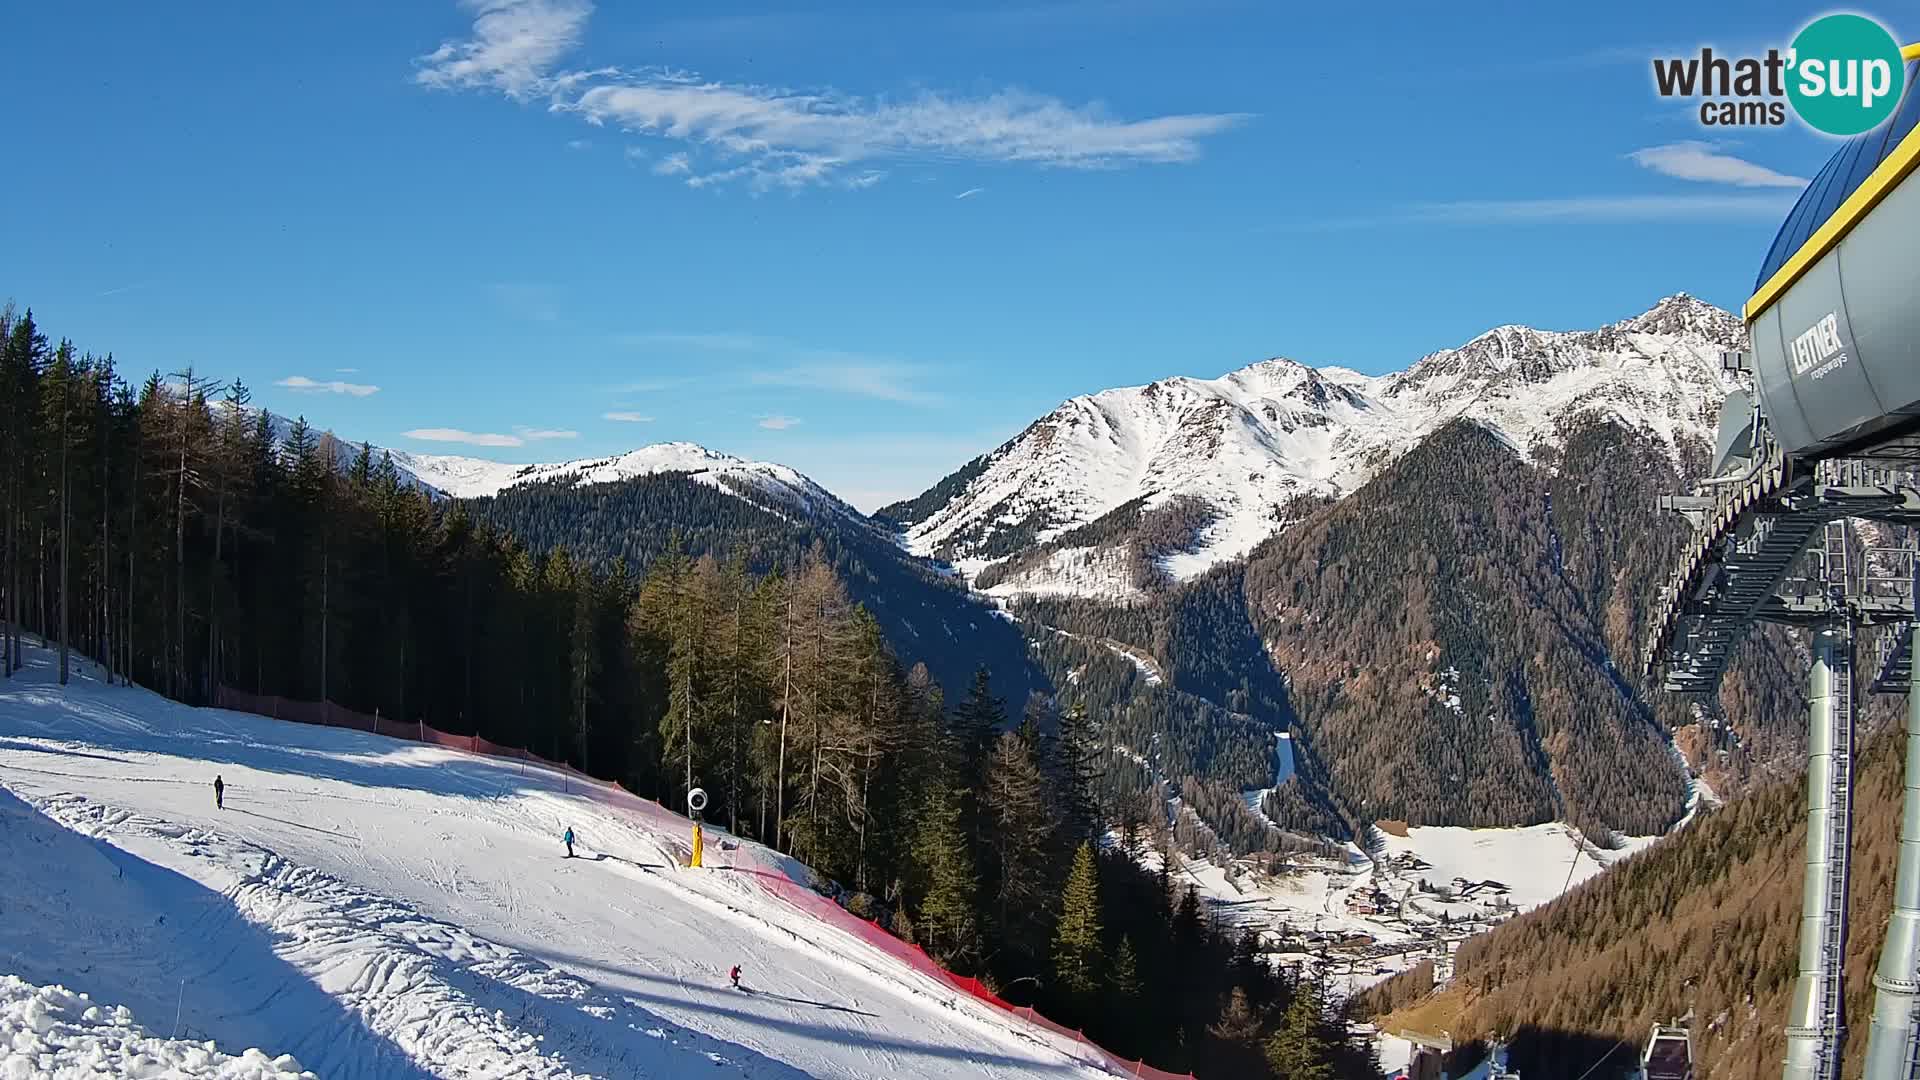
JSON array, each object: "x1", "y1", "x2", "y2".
[
  {"x1": 955, "y1": 187, "x2": 985, "y2": 200},
  {"x1": 97, "y1": 282, "x2": 147, "y2": 298},
  {"x1": 606, "y1": 375, "x2": 698, "y2": 393},
  {"x1": 603, "y1": 411, "x2": 654, "y2": 422},
  {"x1": 1628, "y1": 142, "x2": 1809, "y2": 189},
  {"x1": 405, "y1": 427, "x2": 525, "y2": 447},
  {"x1": 751, "y1": 361, "x2": 938, "y2": 404},
  {"x1": 620, "y1": 330, "x2": 942, "y2": 403},
  {"x1": 335, "y1": 367, "x2": 360, "y2": 374},
  {"x1": 276, "y1": 375, "x2": 382, "y2": 397},
  {"x1": 488, "y1": 282, "x2": 560, "y2": 322},
  {"x1": 403, "y1": 423, "x2": 578, "y2": 447},
  {"x1": 414, "y1": 1, "x2": 1248, "y2": 190},
  {"x1": 567, "y1": 137, "x2": 593, "y2": 150},
  {"x1": 757, "y1": 414, "x2": 801, "y2": 430},
  {"x1": 1287, "y1": 192, "x2": 1801, "y2": 231},
  {"x1": 414, "y1": 0, "x2": 593, "y2": 98},
  {"x1": 618, "y1": 330, "x2": 771, "y2": 351}
]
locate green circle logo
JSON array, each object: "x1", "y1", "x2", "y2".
[{"x1": 1787, "y1": 14, "x2": 1906, "y2": 136}]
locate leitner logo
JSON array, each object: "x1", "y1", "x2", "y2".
[
  {"x1": 1791, "y1": 312, "x2": 1850, "y2": 380},
  {"x1": 1652, "y1": 13, "x2": 1906, "y2": 135}
]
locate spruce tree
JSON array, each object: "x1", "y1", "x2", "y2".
[
  {"x1": 1052, "y1": 840, "x2": 1105, "y2": 1002},
  {"x1": 986, "y1": 730, "x2": 1054, "y2": 956},
  {"x1": 912, "y1": 778, "x2": 979, "y2": 966},
  {"x1": 1265, "y1": 986, "x2": 1333, "y2": 1080}
]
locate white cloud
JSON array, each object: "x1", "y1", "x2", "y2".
[
  {"x1": 604, "y1": 411, "x2": 654, "y2": 422},
  {"x1": 955, "y1": 187, "x2": 985, "y2": 200},
  {"x1": 276, "y1": 375, "x2": 381, "y2": 397},
  {"x1": 1628, "y1": 142, "x2": 1809, "y2": 188},
  {"x1": 405, "y1": 428, "x2": 525, "y2": 447},
  {"x1": 413, "y1": 1, "x2": 1247, "y2": 190},
  {"x1": 334, "y1": 367, "x2": 360, "y2": 373},
  {"x1": 653, "y1": 151, "x2": 692, "y2": 175},
  {"x1": 1411, "y1": 193, "x2": 1802, "y2": 224},
  {"x1": 414, "y1": 0, "x2": 593, "y2": 98},
  {"x1": 564, "y1": 79, "x2": 1248, "y2": 189},
  {"x1": 757, "y1": 414, "x2": 801, "y2": 430},
  {"x1": 1289, "y1": 192, "x2": 1802, "y2": 230},
  {"x1": 401, "y1": 424, "x2": 577, "y2": 447},
  {"x1": 567, "y1": 137, "x2": 592, "y2": 150},
  {"x1": 751, "y1": 361, "x2": 938, "y2": 405}
]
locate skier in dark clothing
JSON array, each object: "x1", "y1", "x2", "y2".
[
  {"x1": 213, "y1": 775, "x2": 224, "y2": 811},
  {"x1": 729, "y1": 965, "x2": 742, "y2": 990},
  {"x1": 563, "y1": 827, "x2": 575, "y2": 858}
]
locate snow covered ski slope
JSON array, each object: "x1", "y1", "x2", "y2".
[{"x1": 0, "y1": 647, "x2": 1116, "y2": 1079}]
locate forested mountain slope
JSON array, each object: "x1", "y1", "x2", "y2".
[
  {"x1": 1358, "y1": 709, "x2": 1910, "y2": 1080},
  {"x1": 468, "y1": 472, "x2": 1046, "y2": 711}
]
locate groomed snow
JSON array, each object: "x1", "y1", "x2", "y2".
[{"x1": 0, "y1": 648, "x2": 1114, "y2": 1080}]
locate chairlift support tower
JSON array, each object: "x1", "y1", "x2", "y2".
[{"x1": 1649, "y1": 46, "x2": 1920, "y2": 1080}]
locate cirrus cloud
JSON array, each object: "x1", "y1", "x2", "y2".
[
  {"x1": 414, "y1": 0, "x2": 1248, "y2": 190},
  {"x1": 757, "y1": 414, "x2": 802, "y2": 430},
  {"x1": 403, "y1": 424, "x2": 580, "y2": 447},
  {"x1": 277, "y1": 375, "x2": 381, "y2": 397},
  {"x1": 603, "y1": 411, "x2": 654, "y2": 422}
]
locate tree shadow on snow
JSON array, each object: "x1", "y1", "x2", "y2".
[
  {"x1": 524, "y1": 948, "x2": 1084, "y2": 1074},
  {"x1": 0, "y1": 787, "x2": 435, "y2": 1080}
]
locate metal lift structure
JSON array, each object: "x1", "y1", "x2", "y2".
[{"x1": 1647, "y1": 43, "x2": 1920, "y2": 1080}]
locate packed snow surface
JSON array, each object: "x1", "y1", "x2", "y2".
[
  {"x1": 0, "y1": 649, "x2": 1111, "y2": 1079},
  {"x1": 902, "y1": 294, "x2": 1743, "y2": 595}
]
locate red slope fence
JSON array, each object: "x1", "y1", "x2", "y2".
[{"x1": 211, "y1": 685, "x2": 1195, "y2": 1080}]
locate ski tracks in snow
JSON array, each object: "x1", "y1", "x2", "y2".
[{"x1": 19, "y1": 787, "x2": 804, "y2": 1079}]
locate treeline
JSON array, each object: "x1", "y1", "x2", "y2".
[{"x1": 0, "y1": 304, "x2": 1373, "y2": 1079}]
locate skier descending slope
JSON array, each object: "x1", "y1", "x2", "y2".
[
  {"x1": 213, "y1": 774, "x2": 224, "y2": 811},
  {"x1": 730, "y1": 965, "x2": 742, "y2": 991},
  {"x1": 562, "y1": 826, "x2": 574, "y2": 858}
]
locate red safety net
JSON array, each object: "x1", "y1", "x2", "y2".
[
  {"x1": 735, "y1": 865, "x2": 1194, "y2": 1079},
  {"x1": 212, "y1": 685, "x2": 1188, "y2": 1078}
]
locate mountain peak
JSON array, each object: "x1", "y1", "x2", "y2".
[
  {"x1": 896, "y1": 295, "x2": 1746, "y2": 597},
  {"x1": 1618, "y1": 292, "x2": 1744, "y2": 345}
]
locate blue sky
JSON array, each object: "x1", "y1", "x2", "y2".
[{"x1": 4, "y1": 2, "x2": 1886, "y2": 508}]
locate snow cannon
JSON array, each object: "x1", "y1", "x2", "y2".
[
  {"x1": 687, "y1": 787, "x2": 707, "y2": 868},
  {"x1": 1744, "y1": 47, "x2": 1920, "y2": 464}
]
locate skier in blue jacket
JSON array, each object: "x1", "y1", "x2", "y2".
[{"x1": 563, "y1": 827, "x2": 575, "y2": 858}]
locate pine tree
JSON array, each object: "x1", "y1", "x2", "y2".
[
  {"x1": 1265, "y1": 986, "x2": 1333, "y2": 1080},
  {"x1": 1053, "y1": 840, "x2": 1105, "y2": 1002},
  {"x1": 913, "y1": 778, "x2": 980, "y2": 966},
  {"x1": 986, "y1": 729, "x2": 1055, "y2": 956}
]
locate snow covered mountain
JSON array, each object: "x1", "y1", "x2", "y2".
[
  {"x1": 389, "y1": 442, "x2": 861, "y2": 522},
  {"x1": 884, "y1": 294, "x2": 1744, "y2": 598}
]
